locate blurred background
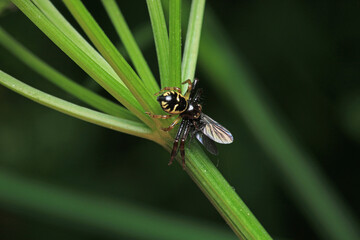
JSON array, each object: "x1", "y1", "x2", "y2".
[{"x1": 0, "y1": 0, "x2": 359, "y2": 239}]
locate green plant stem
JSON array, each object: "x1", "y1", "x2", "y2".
[
  {"x1": 0, "y1": 70, "x2": 152, "y2": 139},
  {"x1": 101, "y1": 0, "x2": 159, "y2": 94},
  {"x1": 165, "y1": 142, "x2": 271, "y2": 240},
  {"x1": 0, "y1": 26, "x2": 137, "y2": 121},
  {"x1": 83, "y1": 23, "x2": 154, "y2": 93},
  {"x1": 63, "y1": 0, "x2": 160, "y2": 116},
  {"x1": 181, "y1": 0, "x2": 205, "y2": 93},
  {"x1": 0, "y1": 170, "x2": 237, "y2": 240},
  {"x1": 11, "y1": 0, "x2": 153, "y2": 127},
  {"x1": 146, "y1": 0, "x2": 169, "y2": 88},
  {"x1": 199, "y1": 9, "x2": 360, "y2": 240},
  {"x1": 32, "y1": 0, "x2": 124, "y2": 87},
  {"x1": 168, "y1": 0, "x2": 182, "y2": 88}
]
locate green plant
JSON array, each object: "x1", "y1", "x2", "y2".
[{"x1": 0, "y1": 0, "x2": 271, "y2": 239}]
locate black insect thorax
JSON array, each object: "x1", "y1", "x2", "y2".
[
  {"x1": 181, "y1": 102, "x2": 202, "y2": 119},
  {"x1": 157, "y1": 91, "x2": 188, "y2": 114}
]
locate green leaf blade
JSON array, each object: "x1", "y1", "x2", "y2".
[
  {"x1": 101, "y1": 0, "x2": 159, "y2": 95},
  {"x1": 0, "y1": 26, "x2": 137, "y2": 121},
  {"x1": 146, "y1": 0, "x2": 169, "y2": 88},
  {"x1": 169, "y1": 0, "x2": 182, "y2": 88},
  {"x1": 63, "y1": 0, "x2": 160, "y2": 116},
  {"x1": 32, "y1": 0, "x2": 125, "y2": 88},
  {"x1": 0, "y1": 70, "x2": 152, "y2": 139},
  {"x1": 166, "y1": 142, "x2": 272, "y2": 240},
  {"x1": 181, "y1": 0, "x2": 205, "y2": 92}
]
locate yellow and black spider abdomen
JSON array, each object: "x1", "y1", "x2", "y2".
[{"x1": 157, "y1": 91, "x2": 188, "y2": 114}]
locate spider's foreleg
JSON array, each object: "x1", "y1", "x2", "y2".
[
  {"x1": 145, "y1": 112, "x2": 173, "y2": 119},
  {"x1": 182, "y1": 79, "x2": 193, "y2": 100},
  {"x1": 154, "y1": 87, "x2": 181, "y2": 96},
  {"x1": 169, "y1": 119, "x2": 186, "y2": 166}
]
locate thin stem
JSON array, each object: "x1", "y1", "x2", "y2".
[
  {"x1": 146, "y1": 0, "x2": 169, "y2": 88},
  {"x1": 101, "y1": 0, "x2": 159, "y2": 94},
  {"x1": 0, "y1": 70, "x2": 153, "y2": 139},
  {"x1": 169, "y1": 0, "x2": 182, "y2": 88},
  {"x1": 32, "y1": 0, "x2": 125, "y2": 88},
  {"x1": 181, "y1": 0, "x2": 205, "y2": 93},
  {"x1": 165, "y1": 142, "x2": 271, "y2": 240},
  {"x1": 63, "y1": 0, "x2": 160, "y2": 117},
  {"x1": 0, "y1": 26, "x2": 137, "y2": 121}
]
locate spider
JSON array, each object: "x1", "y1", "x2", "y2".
[{"x1": 146, "y1": 78, "x2": 233, "y2": 169}]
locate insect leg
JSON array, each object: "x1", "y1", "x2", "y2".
[
  {"x1": 193, "y1": 120, "x2": 200, "y2": 130},
  {"x1": 162, "y1": 116, "x2": 182, "y2": 131},
  {"x1": 182, "y1": 79, "x2": 193, "y2": 100},
  {"x1": 191, "y1": 78, "x2": 199, "y2": 89},
  {"x1": 169, "y1": 119, "x2": 186, "y2": 166},
  {"x1": 145, "y1": 112, "x2": 173, "y2": 119},
  {"x1": 154, "y1": 87, "x2": 181, "y2": 96},
  {"x1": 180, "y1": 120, "x2": 191, "y2": 170},
  {"x1": 190, "y1": 88, "x2": 203, "y2": 104}
]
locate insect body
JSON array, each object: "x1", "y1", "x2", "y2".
[{"x1": 146, "y1": 79, "x2": 233, "y2": 169}]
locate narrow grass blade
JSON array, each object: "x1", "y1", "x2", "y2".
[
  {"x1": 0, "y1": 26, "x2": 137, "y2": 121},
  {"x1": 11, "y1": 0, "x2": 152, "y2": 126},
  {"x1": 0, "y1": 170, "x2": 237, "y2": 240},
  {"x1": 0, "y1": 70, "x2": 152, "y2": 139},
  {"x1": 32, "y1": 0, "x2": 124, "y2": 87},
  {"x1": 83, "y1": 23, "x2": 154, "y2": 93},
  {"x1": 101, "y1": 0, "x2": 159, "y2": 94},
  {"x1": 164, "y1": 142, "x2": 272, "y2": 240},
  {"x1": 168, "y1": 0, "x2": 182, "y2": 88},
  {"x1": 181, "y1": 0, "x2": 205, "y2": 92},
  {"x1": 199, "y1": 9, "x2": 360, "y2": 240},
  {"x1": 146, "y1": 0, "x2": 170, "y2": 88},
  {"x1": 63, "y1": 0, "x2": 160, "y2": 116}
]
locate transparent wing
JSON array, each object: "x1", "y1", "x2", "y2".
[
  {"x1": 201, "y1": 114, "x2": 233, "y2": 144},
  {"x1": 195, "y1": 132, "x2": 218, "y2": 155}
]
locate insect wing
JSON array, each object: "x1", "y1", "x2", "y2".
[
  {"x1": 195, "y1": 132, "x2": 218, "y2": 155},
  {"x1": 201, "y1": 114, "x2": 233, "y2": 144}
]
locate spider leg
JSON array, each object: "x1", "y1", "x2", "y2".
[
  {"x1": 180, "y1": 120, "x2": 191, "y2": 170},
  {"x1": 182, "y1": 79, "x2": 193, "y2": 100},
  {"x1": 145, "y1": 112, "x2": 173, "y2": 119},
  {"x1": 162, "y1": 116, "x2": 182, "y2": 131},
  {"x1": 169, "y1": 119, "x2": 186, "y2": 166},
  {"x1": 154, "y1": 87, "x2": 181, "y2": 96}
]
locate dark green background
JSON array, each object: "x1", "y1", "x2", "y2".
[{"x1": 0, "y1": 1, "x2": 359, "y2": 239}]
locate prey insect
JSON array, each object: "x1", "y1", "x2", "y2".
[{"x1": 146, "y1": 79, "x2": 233, "y2": 169}]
